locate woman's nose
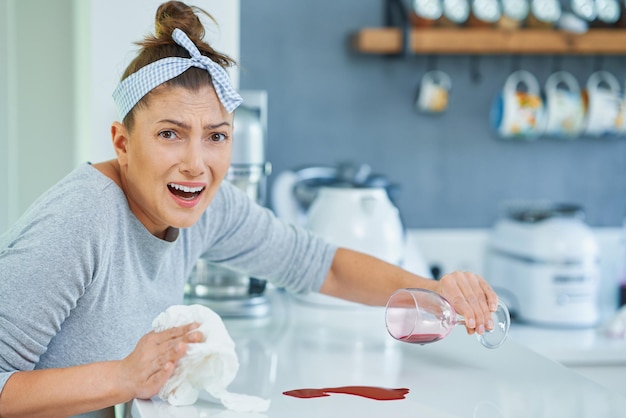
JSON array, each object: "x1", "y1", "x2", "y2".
[{"x1": 180, "y1": 140, "x2": 206, "y2": 176}]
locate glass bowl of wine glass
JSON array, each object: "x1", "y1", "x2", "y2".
[{"x1": 385, "y1": 288, "x2": 510, "y2": 349}]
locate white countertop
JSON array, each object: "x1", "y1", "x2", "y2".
[
  {"x1": 509, "y1": 321, "x2": 626, "y2": 366},
  {"x1": 131, "y1": 290, "x2": 626, "y2": 418}
]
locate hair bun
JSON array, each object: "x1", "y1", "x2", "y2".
[{"x1": 155, "y1": 1, "x2": 205, "y2": 41}]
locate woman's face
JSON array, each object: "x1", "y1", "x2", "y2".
[{"x1": 111, "y1": 84, "x2": 233, "y2": 238}]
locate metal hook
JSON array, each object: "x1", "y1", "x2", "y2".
[
  {"x1": 593, "y1": 55, "x2": 605, "y2": 72},
  {"x1": 427, "y1": 54, "x2": 439, "y2": 71},
  {"x1": 550, "y1": 55, "x2": 563, "y2": 73},
  {"x1": 510, "y1": 55, "x2": 522, "y2": 73},
  {"x1": 470, "y1": 55, "x2": 482, "y2": 84}
]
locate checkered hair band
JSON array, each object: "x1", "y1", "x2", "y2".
[{"x1": 112, "y1": 28, "x2": 243, "y2": 120}]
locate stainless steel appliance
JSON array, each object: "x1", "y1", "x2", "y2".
[
  {"x1": 185, "y1": 90, "x2": 272, "y2": 318},
  {"x1": 484, "y1": 202, "x2": 601, "y2": 327}
]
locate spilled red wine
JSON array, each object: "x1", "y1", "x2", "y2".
[{"x1": 283, "y1": 386, "x2": 409, "y2": 401}]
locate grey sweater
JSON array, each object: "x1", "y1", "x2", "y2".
[{"x1": 0, "y1": 163, "x2": 336, "y2": 417}]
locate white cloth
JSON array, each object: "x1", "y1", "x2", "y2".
[{"x1": 151, "y1": 305, "x2": 271, "y2": 412}]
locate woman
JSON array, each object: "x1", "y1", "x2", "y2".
[{"x1": 0, "y1": 2, "x2": 498, "y2": 417}]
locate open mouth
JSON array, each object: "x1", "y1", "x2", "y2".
[{"x1": 167, "y1": 183, "x2": 205, "y2": 201}]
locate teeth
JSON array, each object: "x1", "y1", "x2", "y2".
[{"x1": 169, "y1": 183, "x2": 204, "y2": 193}]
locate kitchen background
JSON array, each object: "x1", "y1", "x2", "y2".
[
  {"x1": 1, "y1": 0, "x2": 626, "y2": 397},
  {"x1": 1, "y1": 0, "x2": 625, "y2": 230},
  {"x1": 1, "y1": 0, "x2": 625, "y2": 296},
  {"x1": 1, "y1": 0, "x2": 625, "y2": 268},
  {"x1": 239, "y1": 0, "x2": 626, "y2": 229},
  {"x1": 235, "y1": 0, "x2": 626, "y2": 326}
]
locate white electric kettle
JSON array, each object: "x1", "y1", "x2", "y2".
[
  {"x1": 305, "y1": 186, "x2": 405, "y2": 265},
  {"x1": 271, "y1": 163, "x2": 407, "y2": 266}
]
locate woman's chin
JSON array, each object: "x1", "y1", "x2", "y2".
[{"x1": 170, "y1": 215, "x2": 202, "y2": 229}]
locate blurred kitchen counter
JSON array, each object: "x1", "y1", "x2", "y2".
[
  {"x1": 508, "y1": 321, "x2": 626, "y2": 396},
  {"x1": 509, "y1": 322, "x2": 626, "y2": 366}
]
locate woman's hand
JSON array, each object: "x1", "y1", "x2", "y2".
[
  {"x1": 118, "y1": 322, "x2": 204, "y2": 400},
  {"x1": 432, "y1": 271, "x2": 499, "y2": 335}
]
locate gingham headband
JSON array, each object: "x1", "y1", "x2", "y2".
[{"x1": 112, "y1": 28, "x2": 243, "y2": 120}]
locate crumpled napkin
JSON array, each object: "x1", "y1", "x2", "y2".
[
  {"x1": 602, "y1": 305, "x2": 626, "y2": 339},
  {"x1": 151, "y1": 304, "x2": 271, "y2": 412}
]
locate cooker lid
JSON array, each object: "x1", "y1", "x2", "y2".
[{"x1": 504, "y1": 202, "x2": 585, "y2": 223}]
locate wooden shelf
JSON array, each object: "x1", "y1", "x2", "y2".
[{"x1": 352, "y1": 28, "x2": 626, "y2": 55}]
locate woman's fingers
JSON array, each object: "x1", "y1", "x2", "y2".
[
  {"x1": 481, "y1": 279, "x2": 500, "y2": 313},
  {"x1": 454, "y1": 275, "x2": 481, "y2": 334},
  {"x1": 438, "y1": 271, "x2": 497, "y2": 335},
  {"x1": 121, "y1": 322, "x2": 204, "y2": 399},
  {"x1": 152, "y1": 323, "x2": 203, "y2": 369},
  {"x1": 159, "y1": 322, "x2": 201, "y2": 344},
  {"x1": 459, "y1": 272, "x2": 494, "y2": 333}
]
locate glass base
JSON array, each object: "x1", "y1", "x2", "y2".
[{"x1": 476, "y1": 302, "x2": 511, "y2": 349}]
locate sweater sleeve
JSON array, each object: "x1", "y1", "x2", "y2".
[
  {"x1": 197, "y1": 181, "x2": 337, "y2": 294},
  {"x1": 0, "y1": 171, "x2": 105, "y2": 394}
]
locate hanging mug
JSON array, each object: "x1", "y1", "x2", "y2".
[
  {"x1": 543, "y1": 71, "x2": 585, "y2": 138},
  {"x1": 416, "y1": 70, "x2": 452, "y2": 114},
  {"x1": 527, "y1": 0, "x2": 562, "y2": 28},
  {"x1": 591, "y1": 0, "x2": 621, "y2": 28},
  {"x1": 490, "y1": 70, "x2": 545, "y2": 139},
  {"x1": 582, "y1": 71, "x2": 622, "y2": 137},
  {"x1": 410, "y1": 0, "x2": 444, "y2": 27},
  {"x1": 469, "y1": 0, "x2": 502, "y2": 27},
  {"x1": 441, "y1": 0, "x2": 471, "y2": 27},
  {"x1": 498, "y1": 0, "x2": 530, "y2": 30}
]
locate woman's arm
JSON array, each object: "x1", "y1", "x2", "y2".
[
  {"x1": 319, "y1": 248, "x2": 499, "y2": 335},
  {"x1": 0, "y1": 324, "x2": 201, "y2": 418}
]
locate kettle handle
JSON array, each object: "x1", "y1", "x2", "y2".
[{"x1": 270, "y1": 170, "x2": 301, "y2": 225}]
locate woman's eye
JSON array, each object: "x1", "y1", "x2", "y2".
[
  {"x1": 159, "y1": 130, "x2": 178, "y2": 140},
  {"x1": 209, "y1": 133, "x2": 227, "y2": 143}
]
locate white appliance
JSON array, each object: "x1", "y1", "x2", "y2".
[
  {"x1": 271, "y1": 163, "x2": 429, "y2": 271},
  {"x1": 305, "y1": 186, "x2": 405, "y2": 266},
  {"x1": 271, "y1": 163, "x2": 431, "y2": 307},
  {"x1": 484, "y1": 203, "x2": 601, "y2": 327}
]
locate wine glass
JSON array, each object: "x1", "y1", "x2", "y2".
[{"x1": 385, "y1": 288, "x2": 510, "y2": 349}]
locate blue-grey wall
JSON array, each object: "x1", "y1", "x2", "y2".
[{"x1": 240, "y1": 0, "x2": 626, "y2": 228}]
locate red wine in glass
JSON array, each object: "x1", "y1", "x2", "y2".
[
  {"x1": 385, "y1": 288, "x2": 510, "y2": 349},
  {"x1": 399, "y1": 333, "x2": 445, "y2": 345}
]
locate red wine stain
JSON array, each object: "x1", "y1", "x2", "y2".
[{"x1": 283, "y1": 386, "x2": 409, "y2": 401}]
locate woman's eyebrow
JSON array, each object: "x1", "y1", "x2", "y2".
[
  {"x1": 156, "y1": 120, "x2": 231, "y2": 130},
  {"x1": 204, "y1": 121, "x2": 231, "y2": 130},
  {"x1": 158, "y1": 119, "x2": 190, "y2": 129}
]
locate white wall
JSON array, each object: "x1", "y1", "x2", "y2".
[
  {"x1": 0, "y1": 0, "x2": 75, "y2": 233},
  {"x1": 0, "y1": 0, "x2": 11, "y2": 233},
  {"x1": 74, "y1": 0, "x2": 240, "y2": 165}
]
